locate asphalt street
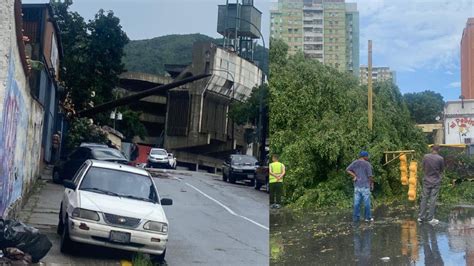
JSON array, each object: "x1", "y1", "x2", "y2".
[{"x1": 18, "y1": 169, "x2": 269, "y2": 265}]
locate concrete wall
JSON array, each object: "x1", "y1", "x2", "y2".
[{"x1": 0, "y1": 0, "x2": 44, "y2": 217}]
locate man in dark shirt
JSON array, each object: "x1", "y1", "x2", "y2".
[
  {"x1": 418, "y1": 145, "x2": 444, "y2": 224},
  {"x1": 347, "y1": 151, "x2": 375, "y2": 223}
]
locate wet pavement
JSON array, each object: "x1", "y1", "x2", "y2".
[{"x1": 270, "y1": 204, "x2": 474, "y2": 266}]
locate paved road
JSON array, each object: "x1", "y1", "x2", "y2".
[{"x1": 19, "y1": 169, "x2": 269, "y2": 265}]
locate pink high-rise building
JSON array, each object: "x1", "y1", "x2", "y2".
[{"x1": 461, "y1": 18, "x2": 474, "y2": 99}]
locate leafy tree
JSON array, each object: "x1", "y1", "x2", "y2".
[
  {"x1": 228, "y1": 84, "x2": 268, "y2": 126},
  {"x1": 50, "y1": 0, "x2": 91, "y2": 110},
  {"x1": 403, "y1": 91, "x2": 444, "y2": 124},
  {"x1": 88, "y1": 9, "x2": 129, "y2": 107},
  {"x1": 65, "y1": 118, "x2": 108, "y2": 151},
  {"x1": 51, "y1": 1, "x2": 146, "y2": 142},
  {"x1": 269, "y1": 39, "x2": 427, "y2": 208},
  {"x1": 117, "y1": 109, "x2": 147, "y2": 141}
]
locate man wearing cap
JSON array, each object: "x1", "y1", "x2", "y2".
[
  {"x1": 347, "y1": 151, "x2": 375, "y2": 222},
  {"x1": 418, "y1": 145, "x2": 444, "y2": 225}
]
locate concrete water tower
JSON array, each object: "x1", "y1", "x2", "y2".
[{"x1": 217, "y1": 0, "x2": 262, "y2": 61}]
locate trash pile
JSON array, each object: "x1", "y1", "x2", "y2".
[{"x1": 0, "y1": 219, "x2": 52, "y2": 264}]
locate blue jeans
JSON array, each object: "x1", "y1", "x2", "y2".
[{"x1": 353, "y1": 187, "x2": 371, "y2": 221}]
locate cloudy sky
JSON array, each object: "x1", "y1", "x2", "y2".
[
  {"x1": 25, "y1": 0, "x2": 270, "y2": 44},
  {"x1": 25, "y1": 0, "x2": 472, "y2": 101},
  {"x1": 354, "y1": 0, "x2": 473, "y2": 101}
]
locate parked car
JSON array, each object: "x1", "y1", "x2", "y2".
[
  {"x1": 254, "y1": 155, "x2": 269, "y2": 193},
  {"x1": 58, "y1": 160, "x2": 172, "y2": 263},
  {"x1": 147, "y1": 148, "x2": 171, "y2": 169},
  {"x1": 53, "y1": 146, "x2": 128, "y2": 184},
  {"x1": 168, "y1": 153, "x2": 177, "y2": 169},
  {"x1": 222, "y1": 155, "x2": 258, "y2": 185}
]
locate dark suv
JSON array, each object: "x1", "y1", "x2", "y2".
[
  {"x1": 222, "y1": 155, "x2": 258, "y2": 185},
  {"x1": 254, "y1": 155, "x2": 269, "y2": 193},
  {"x1": 53, "y1": 146, "x2": 128, "y2": 183}
]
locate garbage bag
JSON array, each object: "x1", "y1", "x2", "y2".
[{"x1": 0, "y1": 219, "x2": 52, "y2": 263}]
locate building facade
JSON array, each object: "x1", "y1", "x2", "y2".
[
  {"x1": 444, "y1": 100, "x2": 474, "y2": 145},
  {"x1": 22, "y1": 4, "x2": 63, "y2": 163},
  {"x1": 0, "y1": 0, "x2": 46, "y2": 217},
  {"x1": 359, "y1": 66, "x2": 396, "y2": 85},
  {"x1": 270, "y1": 0, "x2": 359, "y2": 75},
  {"x1": 461, "y1": 18, "x2": 474, "y2": 99}
]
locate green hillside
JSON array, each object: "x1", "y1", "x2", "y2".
[{"x1": 122, "y1": 33, "x2": 268, "y2": 76}]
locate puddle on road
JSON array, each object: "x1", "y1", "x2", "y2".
[{"x1": 271, "y1": 205, "x2": 474, "y2": 265}]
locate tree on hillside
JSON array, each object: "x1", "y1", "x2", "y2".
[
  {"x1": 122, "y1": 34, "x2": 269, "y2": 76},
  {"x1": 269, "y1": 39, "x2": 427, "y2": 208},
  {"x1": 403, "y1": 91, "x2": 444, "y2": 124}
]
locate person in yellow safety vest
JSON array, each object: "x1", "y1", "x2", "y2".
[{"x1": 269, "y1": 154, "x2": 285, "y2": 209}]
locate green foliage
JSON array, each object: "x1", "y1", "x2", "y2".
[
  {"x1": 87, "y1": 9, "x2": 129, "y2": 106},
  {"x1": 65, "y1": 118, "x2": 108, "y2": 151},
  {"x1": 403, "y1": 90, "x2": 444, "y2": 124},
  {"x1": 51, "y1": 1, "x2": 148, "y2": 142},
  {"x1": 439, "y1": 172, "x2": 474, "y2": 204},
  {"x1": 122, "y1": 34, "x2": 269, "y2": 75},
  {"x1": 228, "y1": 84, "x2": 268, "y2": 126},
  {"x1": 51, "y1": 2, "x2": 129, "y2": 111},
  {"x1": 118, "y1": 109, "x2": 148, "y2": 141},
  {"x1": 132, "y1": 253, "x2": 153, "y2": 266},
  {"x1": 269, "y1": 39, "x2": 428, "y2": 208}
]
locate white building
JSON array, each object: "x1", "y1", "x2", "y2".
[{"x1": 444, "y1": 100, "x2": 474, "y2": 144}]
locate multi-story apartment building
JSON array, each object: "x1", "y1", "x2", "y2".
[
  {"x1": 359, "y1": 66, "x2": 396, "y2": 85},
  {"x1": 461, "y1": 18, "x2": 474, "y2": 99},
  {"x1": 270, "y1": 0, "x2": 359, "y2": 75}
]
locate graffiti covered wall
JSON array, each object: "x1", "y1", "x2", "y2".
[{"x1": 0, "y1": 0, "x2": 44, "y2": 217}]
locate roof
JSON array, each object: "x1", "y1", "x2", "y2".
[{"x1": 89, "y1": 160, "x2": 149, "y2": 176}]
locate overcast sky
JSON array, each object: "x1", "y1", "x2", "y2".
[
  {"x1": 354, "y1": 0, "x2": 473, "y2": 101},
  {"x1": 25, "y1": 0, "x2": 473, "y2": 101}
]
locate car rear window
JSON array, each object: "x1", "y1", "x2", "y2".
[
  {"x1": 80, "y1": 166, "x2": 157, "y2": 202},
  {"x1": 91, "y1": 148, "x2": 127, "y2": 161},
  {"x1": 232, "y1": 156, "x2": 258, "y2": 165},
  {"x1": 151, "y1": 149, "x2": 167, "y2": 156}
]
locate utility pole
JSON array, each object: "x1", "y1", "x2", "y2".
[{"x1": 368, "y1": 40, "x2": 373, "y2": 131}]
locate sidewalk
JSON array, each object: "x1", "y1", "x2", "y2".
[{"x1": 18, "y1": 167, "x2": 62, "y2": 232}]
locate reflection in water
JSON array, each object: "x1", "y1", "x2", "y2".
[
  {"x1": 353, "y1": 227, "x2": 372, "y2": 265},
  {"x1": 270, "y1": 206, "x2": 474, "y2": 266},
  {"x1": 421, "y1": 224, "x2": 444, "y2": 266},
  {"x1": 448, "y1": 207, "x2": 474, "y2": 266},
  {"x1": 401, "y1": 220, "x2": 419, "y2": 262}
]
